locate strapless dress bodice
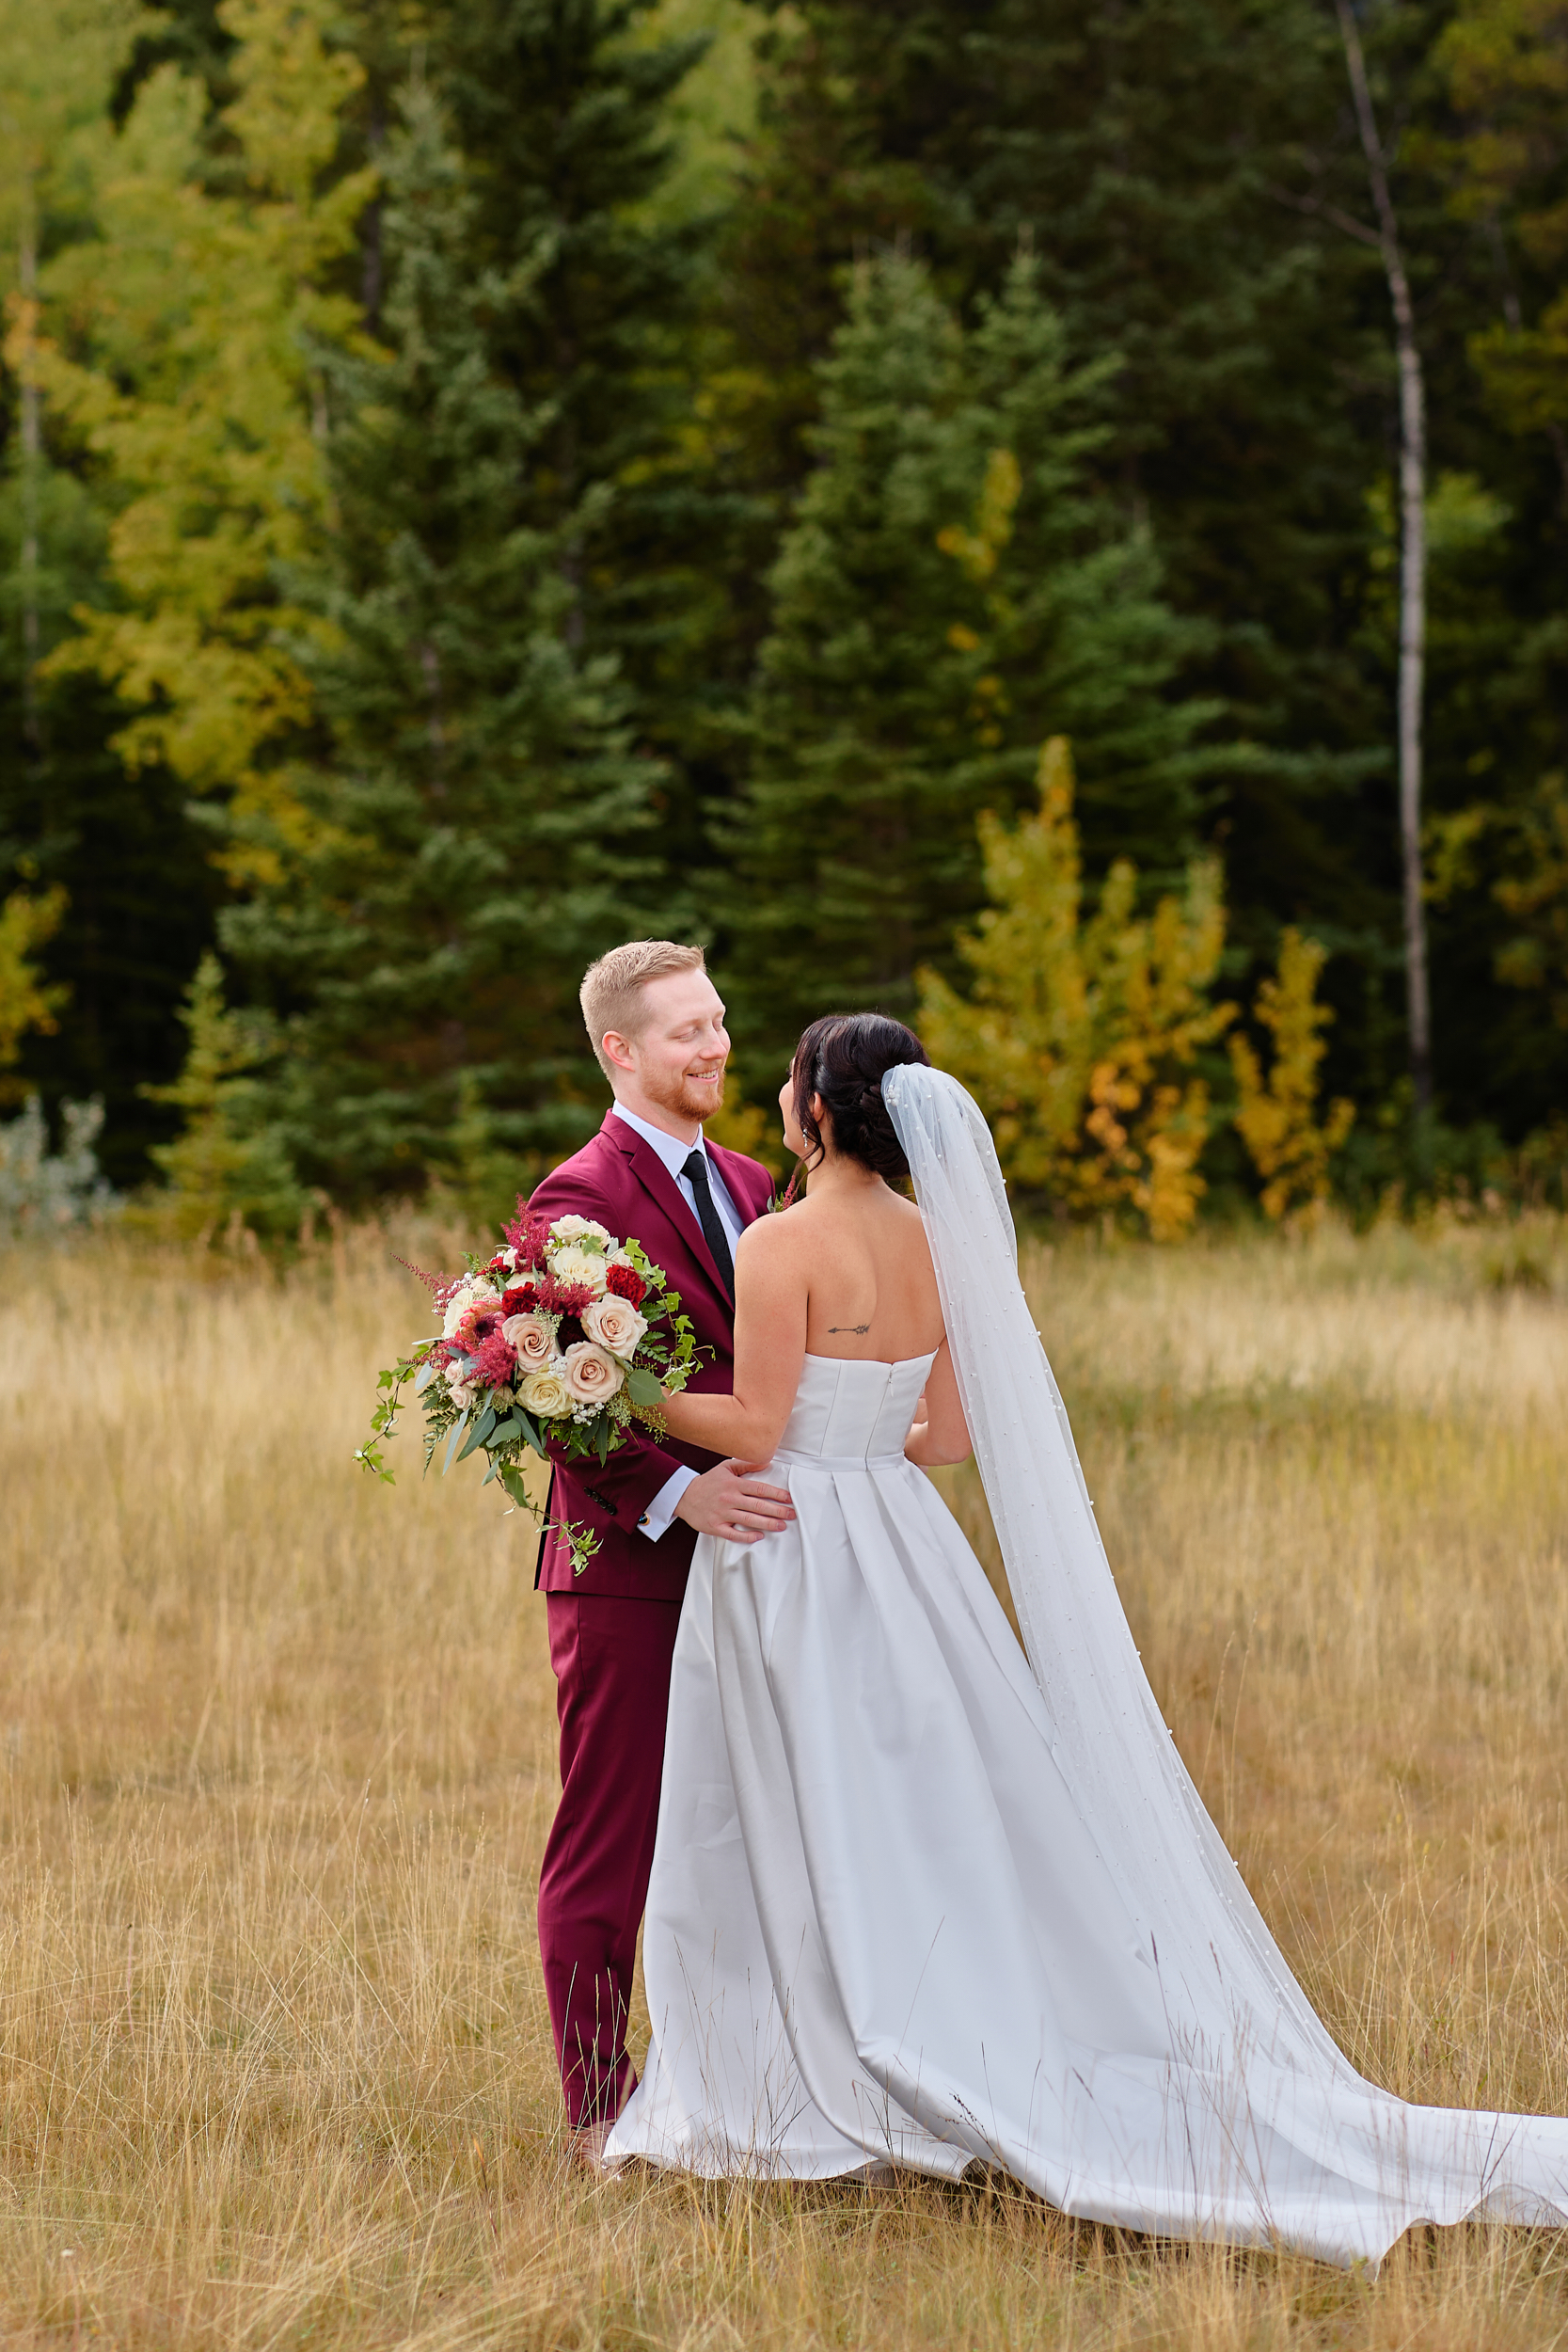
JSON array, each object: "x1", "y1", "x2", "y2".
[{"x1": 772, "y1": 1350, "x2": 937, "y2": 1470}]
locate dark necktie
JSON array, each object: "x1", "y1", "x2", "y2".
[{"x1": 682, "y1": 1149, "x2": 735, "y2": 1299}]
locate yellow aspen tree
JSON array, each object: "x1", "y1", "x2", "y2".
[
  {"x1": 0, "y1": 885, "x2": 69, "y2": 1089},
  {"x1": 919, "y1": 737, "x2": 1232, "y2": 1239},
  {"x1": 1229, "y1": 928, "x2": 1354, "y2": 1225},
  {"x1": 138, "y1": 952, "x2": 305, "y2": 1240},
  {"x1": 0, "y1": 0, "x2": 150, "y2": 743},
  {"x1": 37, "y1": 0, "x2": 375, "y2": 883}
]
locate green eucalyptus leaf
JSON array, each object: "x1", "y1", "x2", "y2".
[
  {"x1": 516, "y1": 1411, "x2": 546, "y2": 1459},
  {"x1": 457, "y1": 1406, "x2": 498, "y2": 1462},
  {"x1": 441, "y1": 1408, "x2": 470, "y2": 1475}
]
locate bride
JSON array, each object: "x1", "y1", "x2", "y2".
[{"x1": 603, "y1": 1012, "x2": 1568, "y2": 2263}]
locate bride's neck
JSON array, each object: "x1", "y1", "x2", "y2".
[{"x1": 804, "y1": 1152, "x2": 882, "y2": 1199}]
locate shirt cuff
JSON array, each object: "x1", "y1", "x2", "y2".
[{"x1": 639, "y1": 1464, "x2": 698, "y2": 1542}]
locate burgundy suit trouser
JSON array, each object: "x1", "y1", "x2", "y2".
[{"x1": 538, "y1": 1591, "x2": 682, "y2": 2128}]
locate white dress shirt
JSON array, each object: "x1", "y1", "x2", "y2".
[{"x1": 610, "y1": 1103, "x2": 746, "y2": 1541}]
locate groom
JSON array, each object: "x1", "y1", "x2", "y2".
[{"x1": 525, "y1": 939, "x2": 794, "y2": 2165}]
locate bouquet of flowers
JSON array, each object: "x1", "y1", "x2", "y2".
[{"x1": 356, "y1": 1200, "x2": 702, "y2": 1572}]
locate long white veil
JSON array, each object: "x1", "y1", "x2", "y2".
[
  {"x1": 881, "y1": 1060, "x2": 1343, "y2": 2071},
  {"x1": 881, "y1": 1067, "x2": 1568, "y2": 2259}
]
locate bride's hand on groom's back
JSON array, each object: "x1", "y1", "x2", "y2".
[{"x1": 674, "y1": 1459, "x2": 795, "y2": 1546}]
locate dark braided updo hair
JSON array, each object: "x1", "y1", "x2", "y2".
[{"x1": 790, "y1": 1013, "x2": 930, "y2": 1182}]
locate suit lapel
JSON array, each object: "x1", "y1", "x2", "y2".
[
  {"x1": 706, "y1": 1140, "x2": 775, "y2": 1230},
  {"x1": 599, "y1": 1117, "x2": 734, "y2": 1311}
]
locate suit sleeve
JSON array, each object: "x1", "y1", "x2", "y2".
[{"x1": 525, "y1": 1162, "x2": 692, "y2": 1534}]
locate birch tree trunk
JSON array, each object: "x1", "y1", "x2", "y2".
[{"x1": 1336, "y1": 0, "x2": 1432, "y2": 1113}]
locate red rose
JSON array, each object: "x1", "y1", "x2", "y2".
[{"x1": 605, "y1": 1262, "x2": 647, "y2": 1308}]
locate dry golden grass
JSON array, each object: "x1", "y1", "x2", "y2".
[{"x1": 4, "y1": 1214, "x2": 1568, "y2": 2348}]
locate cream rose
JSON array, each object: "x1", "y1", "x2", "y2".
[
  {"x1": 549, "y1": 1215, "x2": 611, "y2": 1248},
  {"x1": 581, "y1": 1293, "x2": 647, "y2": 1359},
  {"x1": 446, "y1": 1369, "x2": 479, "y2": 1411},
  {"x1": 548, "y1": 1244, "x2": 610, "y2": 1295},
  {"x1": 442, "y1": 1279, "x2": 499, "y2": 1339},
  {"x1": 518, "y1": 1363, "x2": 573, "y2": 1417},
  {"x1": 501, "y1": 1310, "x2": 555, "y2": 1369},
  {"x1": 561, "y1": 1341, "x2": 625, "y2": 1404}
]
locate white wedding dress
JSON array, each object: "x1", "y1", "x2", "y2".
[{"x1": 605, "y1": 1070, "x2": 1568, "y2": 2264}]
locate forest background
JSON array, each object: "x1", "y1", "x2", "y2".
[{"x1": 5, "y1": 0, "x2": 1568, "y2": 1241}]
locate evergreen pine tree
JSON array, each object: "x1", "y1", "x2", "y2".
[
  {"x1": 438, "y1": 0, "x2": 726, "y2": 850},
  {"x1": 219, "y1": 87, "x2": 674, "y2": 1204},
  {"x1": 726, "y1": 254, "x2": 1219, "y2": 1065}
]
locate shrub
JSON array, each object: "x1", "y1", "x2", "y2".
[{"x1": 0, "y1": 1093, "x2": 115, "y2": 1239}]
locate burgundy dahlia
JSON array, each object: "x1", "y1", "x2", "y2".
[{"x1": 455, "y1": 1305, "x2": 502, "y2": 1353}]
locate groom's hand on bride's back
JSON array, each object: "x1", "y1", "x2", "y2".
[{"x1": 674, "y1": 1460, "x2": 795, "y2": 1546}]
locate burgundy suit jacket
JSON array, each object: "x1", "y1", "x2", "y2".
[{"x1": 526, "y1": 1113, "x2": 775, "y2": 1600}]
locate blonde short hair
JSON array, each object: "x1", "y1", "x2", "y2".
[{"x1": 579, "y1": 940, "x2": 707, "y2": 1079}]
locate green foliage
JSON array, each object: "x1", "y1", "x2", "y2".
[
  {"x1": 919, "y1": 739, "x2": 1232, "y2": 1241},
  {"x1": 1495, "y1": 772, "x2": 1568, "y2": 1025},
  {"x1": 1439, "y1": 0, "x2": 1568, "y2": 448},
  {"x1": 727, "y1": 253, "x2": 1219, "y2": 1067},
  {"x1": 1230, "y1": 930, "x2": 1355, "y2": 1227},
  {"x1": 633, "y1": 0, "x2": 762, "y2": 229},
  {"x1": 718, "y1": 5, "x2": 1387, "y2": 937}
]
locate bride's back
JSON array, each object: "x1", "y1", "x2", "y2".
[{"x1": 790, "y1": 1182, "x2": 945, "y2": 1364}]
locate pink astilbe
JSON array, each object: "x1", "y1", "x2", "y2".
[
  {"x1": 470, "y1": 1330, "x2": 519, "y2": 1390},
  {"x1": 395, "y1": 1255, "x2": 467, "y2": 1321},
  {"x1": 502, "y1": 1200, "x2": 552, "y2": 1272}
]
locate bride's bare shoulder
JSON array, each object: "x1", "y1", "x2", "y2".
[{"x1": 735, "y1": 1204, "x2": 805, "y2": 1261}]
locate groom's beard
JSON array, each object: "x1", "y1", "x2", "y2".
[{"x1": 642, "y1": 1062, "x2": 727, "y2": 1127}]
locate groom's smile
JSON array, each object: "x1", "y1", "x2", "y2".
[{"x1": 598, "y1": 964, "x2": 732, "y2": 1141}]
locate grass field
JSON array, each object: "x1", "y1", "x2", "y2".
[{"x1": 4, "y1": 1214, "x2": 1568, "y2": 2348}]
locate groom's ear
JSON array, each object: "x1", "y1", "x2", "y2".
[{"x1": 600, "y1": 1028, "x2": 638, "y2": 1075}]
